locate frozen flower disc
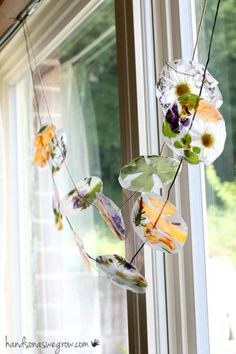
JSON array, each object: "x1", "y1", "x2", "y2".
[
  {"x1": 156, "y1": 59, "x2": 223, "y2": 113},
  {"x1": 34, "y1": 124, "x2": 67, "y2": 172},
  {"x1": 60, "y1": 176, "x2": 103, "y2": 216},
  {"x1": 49, "y1": 129, "x2": 67, "y2": 173},
  {"x1": 131, "y1": 194, "x2": 187, "y2": 254},
  {"x1": 96, "y1": 193, "x2": 125, "y2": 240},
  {"x1": 96, "y1": 254, "x2": 148, "y2": 293}
]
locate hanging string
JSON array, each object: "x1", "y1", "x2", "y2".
[
  {"x1": 166, "y1": 62, "x2": 195, "y2": 77},
  {"x1": 130, "y1": 240, "x2": 148, "y2": 264},
  {"x1": 22, "y1": 21, "x2": 98, "y2": 263},
  {"x1": 22, "y1": 21, "x2": 99, "y2": 212},
  {"x1": 160, "y1": 142, "x2": 165, "y2": 155},
  {"x1": 22, "y1": 24, "x2": 42, "y2": 126},
  {"x1": 119, "y1": 191, "x2": 137, "y2": 211},
  {"x1": 192, "y1": 0, "x2": 208, "y2": 61},
  {"x1": 86, "y1": 253, "x2": 97, "y2": 263},
  {"x1": 129, "y1": 0, "x2": 221, "y2": 264}
]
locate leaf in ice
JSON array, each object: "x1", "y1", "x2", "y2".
[{"x1": 118, "y1": 155, "x2": 181, "y2": 193}]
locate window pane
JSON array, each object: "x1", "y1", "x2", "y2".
[
  {"x1": 195, "y1": 1, "x2": 236, "y2": 353},
  {"x1": 17, "y1": 1, "x2": 129, "y2": 353}
]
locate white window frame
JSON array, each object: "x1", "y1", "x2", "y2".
[{"x1": 131, "y1": 0, "x2": 210, "y2": 353}]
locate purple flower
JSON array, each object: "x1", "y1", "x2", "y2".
[
  {"x1": 72, "y1": 191, "x2": 86, "y2": 209},
  {"x1": 111, "y1": 214, "x2": 125, "y2": 234},
  {"x1": 165, "y1": 103, "x2": 190, "y2": 133}
]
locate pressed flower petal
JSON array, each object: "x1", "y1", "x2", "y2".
[
  {"x1": 194, "y1": 99, "x2": 223, "y2": 122},
  {"x1": 119, "y1": 155, "x2": 181, "y2": 193},
  {"x1": 96, "y1": 192, "x2": 125, "y2": 240},
  {"x1": 131, "y1": 194, "x2": 187, "y2": 254},
  {"x1": 60, "y1": 176, "x2": 103, "y2": 216},
  {"x1": 34, "y1": 135, "x2": 42, "y2": 147},
  {"x1": 73, "y1": 231, "x2": 91, "y2": 270},
  {"x1": 181, "y1": 118, "x2": 190, "y2": 127},
  {"x1": 42, "y1": 125, "x2": 55, "y2": 145},
  {"x1": 96, "y1": 254, "x2": 148, "y2": 293}
]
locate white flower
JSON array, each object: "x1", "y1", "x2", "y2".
[
  {"x1": 190, "y1": 117, "x2": 226, "y2": 165},
  {"x1": 156, "y1": 59, "x2": 223, "y2": 113}
]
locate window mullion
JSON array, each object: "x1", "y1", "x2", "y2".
[{"x1": 132, "y1": 0, "x2": 169, "y2": 353}]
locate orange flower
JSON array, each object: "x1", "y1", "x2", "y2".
[
  {"x1": 194, "y1": 99, "x2": 222, "y2": 122},
  {"x1": 144, "y1": 225, "x2": 176, "y2": 250},
  {"x1": 34, "y1": 125, "x2": 55, "y2": 167},
  {"x1": 159, "y1": 237, "x2": 176, "y2": 250},
  {"x1": 141, "y1": 199, "x2": 187, "y2": 244},
  {"x1": 144, "y1": 225, "x2": 158, "y2": 244}
]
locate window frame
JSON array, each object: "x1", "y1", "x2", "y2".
[
  {"x1": 128, "y1": 0, "x2": 211, "y2": 353},
  {"x1": 148, "y1": 0, "x2": 210, "y2": 353}
]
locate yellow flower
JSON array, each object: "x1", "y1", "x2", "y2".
[
  {"x1": 34, "y1": 125, "x2": 55, "y2": 167},
  {"x1": 141, "y1": 199, "x2": 186, "y2": 244},
  {"x1": 55, "y1": 215, "x2": 63, "y2": 231}
]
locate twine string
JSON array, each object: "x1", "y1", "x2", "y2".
[
  {"x1": 22, "y1": 21, "x2": 98, "y2": 263},
  {"x1": 192, "y1": 0, "x2": 208, "y2": 61},
  {"x1": 22, "y1": 25, "x2": 42, "y2": 126},
  {"x1": 22, "y1": 21, "x2": 99, "y2": 212}
]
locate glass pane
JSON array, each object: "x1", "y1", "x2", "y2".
[
  {"x1": 17, "y1": 1, "x2": 129, "y2": 353},
  {"x1": 195, "y1": 1, "x2": 236, "y2": 353}
]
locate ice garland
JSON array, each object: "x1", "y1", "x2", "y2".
[{"x1": 23, "y1": 0, "x2": 223, "y2": 294}]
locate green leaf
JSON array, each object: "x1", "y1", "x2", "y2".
[
  {"x1": 181, "y1": 133, "x2": 192, "y2": 145},
  {"x1": 119, "y1": 155, "x2": 181, "y2": 193},
  {"x1": 178, "y1": 93, "x2": 202, "y2": 110},
  {"x1": 162, "y1": 121, "x2": 178, "y2": 138},
  {"x1": 37, "y1": 125, "x2": 48, "y2": 134},
  {"x1": 184, "y1": 150, "x2": 200, "y2": 164},
  {"x1": 60, "y1": 176, "x2": 103, "y2": 215},
  {"x1": 82, "y1": 178, "x2": 103, "y2": 209},
  {"x1": 192, "y1": 146, "x2": 201, "y2": 154},
  {"x1": 114, "y1": 254, "x2": 134, "y2": 269},
  {"x1": 174, "y1": 141, "x2": 183, "y2": 149}
]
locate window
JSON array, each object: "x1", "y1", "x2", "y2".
[
  {"x1": 195, "y1": 0, "x2": 236, "y2": 353},
  {"x1": 28, "y1": 1, "x2": 129, "y2": 351},
  {"x1": 0, "y1": 0, "x2": 144, "y2": 353}
]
